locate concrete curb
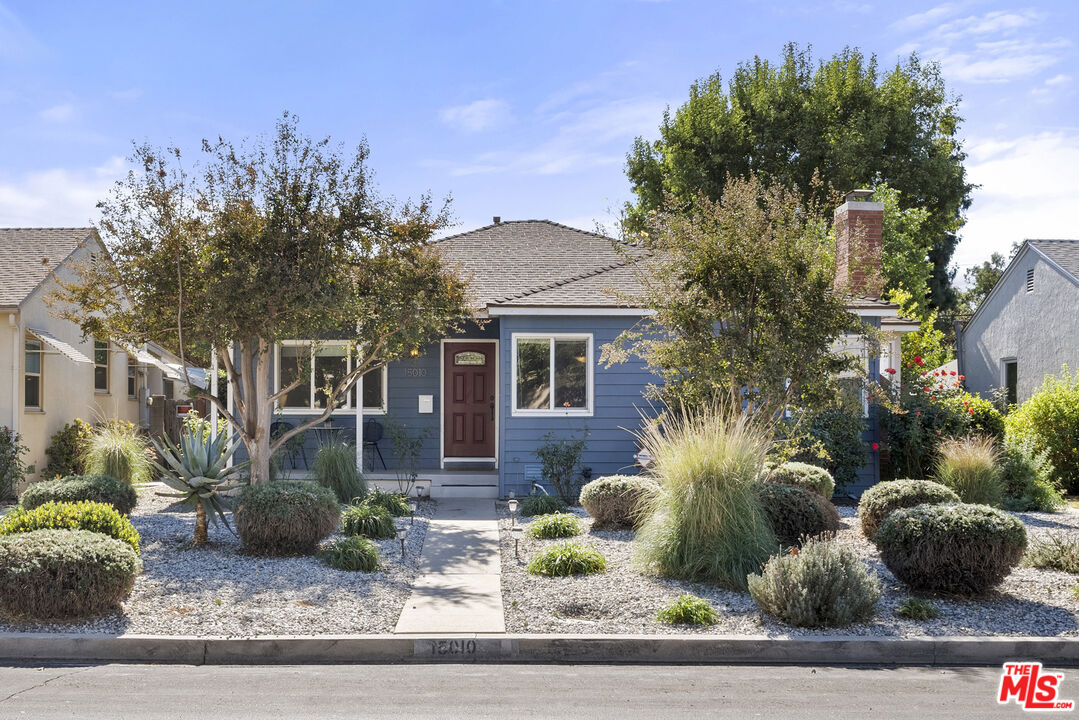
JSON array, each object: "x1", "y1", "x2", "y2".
[{"x1": 2, "y1": 633, "x2": 1079, "y2": 666}]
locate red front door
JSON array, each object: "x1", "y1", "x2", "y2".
[{"x1": 443, "y1": 342, "x2": 496, "y2": 458}]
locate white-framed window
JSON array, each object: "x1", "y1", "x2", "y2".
[
  {"x1": 24, "y1": 334, "x2": 42, "y2": 411},
  {"x1": 127, "y1": 355, "x2": 138, "y2": 398},
  {"x1": 275, "y1": 341, "x2": 387, "y2": 414},
  {"x1": 93, "y1": 339, "x2": 110, "y2": 392},
  {"x1": 511, "y1": 333, "x2": 593, "y2": 416},
  {"x1": 835, "y1": 333, "x2": 870, "y2": 418}
]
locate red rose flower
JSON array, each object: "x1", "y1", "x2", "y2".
[
  {"x1": 958, "y1": 374, "x2": 965, "y2": 381},
  {"x1": 914, "y1": 355, "x2": 923, "y2": 365},
  {"x1": 885, "y1": 367, "x2": 897, "y2": 375},
  {"x1": 871, "y1": 442, "x2": 880, "y2": 451},
  {"x1": 949, "y1": 370, "x2": 957, "y2": 376}
]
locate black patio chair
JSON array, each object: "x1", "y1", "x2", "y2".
[
  {"x1": 363, "y1": 418, "x2": 386, "y2": 470},
  {"x1": 270, "y1": 420, "x2": 309, "y2": 470}
]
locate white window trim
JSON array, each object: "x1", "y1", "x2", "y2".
[
  {"x1": 93, "y1": 339, "x2": 110, "y2": 394},
  {"x1": 273, "y1": 340, "x2": 387, "y2": 415},
  {"x1": 836, "y1": 334, "x2": 870, "y2": 418},
  {"x1": 24, "y1": 334, "x2": 43, "y2": 412},
  {"x1": 126, "y1": 355, "x2": 139, "y2": 399},
  {"x1": 510, "y1": 333, "x2": 594, "y2": 417}
]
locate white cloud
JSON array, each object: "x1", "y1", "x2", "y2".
[
  {"x1": 955, "y1": 132, "x2": 1079, "y2": 270},
  {"x1": 937, "y1": 39, "x2": 1068, "y2": 83},
  {"x1": 891, "y1": 3, "x2": 961, "y2": 32},
  {"x1": 0, "y1": 156, "x2": 124, "y2": 227},
  {"x1": 1045, "y1": 74, "x2": 1072, "y2": 86},
  {"x1": 439, "y1": 99, "x2": 511, "y2": 132},
  {"x1": 934, "y1": 9, "x2": 1044, "y2": 40},
  {"x1": 39, "y1": 103, "x2": 74, "y2": 122}
]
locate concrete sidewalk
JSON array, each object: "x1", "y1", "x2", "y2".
[{"x1": 394, "y1": 498, "x2": 505, "y2": 634}]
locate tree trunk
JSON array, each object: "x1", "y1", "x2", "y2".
[
  {"x1": 194, "y1": 503, "x2": 208, "y2": 545},
  {"x1": 246, "y1": 340, "x2": 275, "y2": 485}
]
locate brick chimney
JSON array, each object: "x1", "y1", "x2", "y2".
[{"x1": 834, "y1": 189, "x2": 884, "y2": 298}]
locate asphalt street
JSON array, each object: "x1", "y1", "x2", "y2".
[{"x1": 0, "y1": 662, "x2": 1049, "y2": 719}]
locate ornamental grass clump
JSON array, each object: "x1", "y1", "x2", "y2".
[
  {"x1": 20, "y1": 475, "x2": 137, "y2": 515},
  {"x1": 527, "y1": 542, "x2": 607, "y2": 576},
  {"x1": 633, "y1": 404, "x2": 778, "y2": 590},
  {"x1": 314, "y1": 441, "x2": 367, "y2": 503},
  {"x1": 361, "y1": 488, "x2": 410, "y2": 517},
  {"x1": 753, "y1": 483, "x2": 841, "y2": 548},
  {"x1": 934, "y1": 435, "x2": 1004, "y2": 507},
  {"x1": 747, "y1": 538, "x2": 881, "y2": 628},
  {"x1": 875, "y1": 503, "x2": 1027, "y2": 596},
  {"x1": 895, "y1": 596, "x2": 940, "y2": 621},
  {"x1": 526, "y1": 512, "x2": 582, "y2": 539},
  {"x1": 83, "y1": 421, "x2": 154, "y2": 486},
  {"x1": 0, "y1": 500, "x2": 140, "y2": 554},
  {"x1": 579, "y1": 475, "x2": 657, "y2": 529},
  {"x1": 341, "y1": 504, "x2": 395, "y2": 540},
  {"x1": 0, "y1": 529, "x2": 141, "y2": 620},
  {"x1": 762, "y1": 461, "x2": 835, "y2": 499},
  {"x1": 656, "y1": 594, "x2": 719, "y2": 626},
  {"x1": 519, "y1": 495, "x2": 568, "y2": 517},
  {"x1": 318, "y1": 536, "x2": 380, "y2": 572},
  {"x1": 1022, "y1": 533, "x2": 1079, "y2": 574},
  {"x1": 235, "y1": 481, "x2": 340, "y2": 556},
  {"x1": 857, "y1": 479, "x2": 960, "y2": 540}
]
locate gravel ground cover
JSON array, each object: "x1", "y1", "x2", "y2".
[
  {"x1": 0, "y1": 484, "x2": 433, "y2": 636},
  {"x1": 499, "y1": 503, "x2": 1079, "y2": 636}
]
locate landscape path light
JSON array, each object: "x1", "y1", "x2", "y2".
[
  {"x1": 508, "y1": 498, "x2": 518, "y2": 526},
  {"x1": 511, "y1": 525, "x2": 523, "y2": 561},
  {"x1": 397, "y1": 526, "x2": 407, "y2": 558},
  {"x1": 408, "y1": 499, "x2": 417, "y2": 526}
]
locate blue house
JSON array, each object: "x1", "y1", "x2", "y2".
[{"x1": 261, "y1": 195, "x2": 913, "y2": 498}]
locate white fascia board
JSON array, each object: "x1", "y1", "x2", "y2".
[{"x1": 487, "y1": 306, "x2": 655, "y2": 317}]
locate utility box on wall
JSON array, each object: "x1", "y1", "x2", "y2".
[{"x1": 417, "y1": 394, "x2": 433, "y2": 414}]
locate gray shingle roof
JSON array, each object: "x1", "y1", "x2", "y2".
[
  {"x1": 1029, "y1": 239, "x2": 1079, "y2": 280},
  {"x1": 0, "y1": 228, "x2": 94, "y2": 307},
  {"x1": 431, "y1": 220, "x2": 648, "y2": 309}
]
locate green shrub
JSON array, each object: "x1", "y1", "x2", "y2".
[
  {"x1": 857, "y1": 479, "x2": 960, "y2": 540},
  {"x1": 1005, "y1": 366, "x2": 1079, "y2": 493},
  {"x1": 526, "y1": 512, "x2": 582, "y2": 539},
  {"x1": 0, "y1": 501, "x2": 140, "y2": 553},
  {"x1": 535, "y1": 429, "x2": 588, "y2": 504},
  {"x1": 875, "y1": 503, "x2": 1027, "y2": 596},
  {"x1": 895, "y1": 596, "x2": 940, "y2": 621},
  {"x1": 753, "y1": 483, "x2": 841, "y2": 547},
  {"x1": 527, "y1": 542, "x2": 607, "y2": 576},
  {"x1": 83, "y1": 421, "x2": 153, "y2": 486},
  {"x1": 0, "y1": 427, "x2": 29, "y2": 501},
  {"x1": 313, "y1": 441, "x2": 366, "y2": 504},
  {"x1": 519, "y1": 495, "x2": 568, "y2": 517},
  {"x1": 633, "y1": 404, "x2": 778, "y2": 590},
  {"x1": 0, "y1": 529, "x2": 141, "y2": 619},
  {"x1": 1001, "y1": 437, "x2": 1065, "y2": 512},
  {"x1": 341, "y1": 504, "x2": 395, "y2": 540},
  {"x1": 1022, "y1": 533, "x2": 1079, "y2": 574},
  {"x1": 361, "y1": 488, "x2": 410, "y2": 517},
  {"x1": 962, "y1": 393, "x2": 1005, "y2": 439},
  {"x1": 934, "y1": 435, "x2": 1004, "y2": 506},
  {"x1": 803, "y1": 408, "x2": 867, "y2": 493},
  {"x1": 579, "y1": 475, "x2": 655, "y2": 529},
  {"x1": 318, "y1": 536, "x2": 380, "y2": 572},
  {"x1": 43, "y1": 419, "x2": 93, "y2": 479},
  {"x1": 762, "y1": 462, "x2": 835, "y2": 499},
  {"x1": 748, "y1": 538, "x2": 880, "y2": 628},
  {"x1": 656, "y1": 594, "x2": 719, "y2": 626},
  {"x1": 235, "y1": 481, "x2": 340, "y2": 556},
  {"x1": 20, "y1": 475, "x2": 137, "y2": 515}
]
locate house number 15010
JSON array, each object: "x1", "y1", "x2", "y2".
[
  {"x1": 404, "y1": 367, "x2": 428, "y2": 378},
  {"x1": 428, "y1": 639, "x2": 476, "y2": 656}
]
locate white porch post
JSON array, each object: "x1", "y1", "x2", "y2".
[
  {"x1": 225, "y1": 342, "x2": 234, "y2": 468},
  {"x1": 355, "y1": 371, "x2": 364, "y2": 474},
  {"x1": 209, "y1": 346, "x2": 218, "y2": 441}
]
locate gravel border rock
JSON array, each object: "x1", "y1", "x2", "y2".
[
  {"x1": 0, "y1": 484, "x2": 432, "y2": 636},
  {"x1": 499, "y1": 503, "x2": 1079, "y2": 637}
]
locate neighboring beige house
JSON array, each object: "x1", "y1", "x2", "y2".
[{"x1": 0, "y1": 228, "x2": 202, "y2": 487}]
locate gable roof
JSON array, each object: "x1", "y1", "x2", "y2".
[
  {"x1": 431, "y1": 220, "x2": 648, "y2": 309},
  {"x1": 0, "y1": 227, "x2": 95, "y2": 307},
  {"x1": 1029, "y1": 239, "x2": 1079, "y2": 281}
]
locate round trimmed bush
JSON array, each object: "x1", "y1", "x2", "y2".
[
  {"x1": 526, "y1": 512, "x2": 582, "y2": 539},
  {"x1": 579, "y1": 475, "x2": 656, "y2": 529},
  {"x1": 0, "y1": 529, "x2": 141, "y2": 619},
  {"x1": 235, "y1": 481, "x2": 340, "y2": 556},
  {"x1": 0, "y1": 500, "x2": 140, "y2": 553},
  {"x1": 318, "y1": 536, "x2": 380, "y2": 572},
  {"x1": 748, "y1": 538, "x2": 880, "y2": 628},
  {"x1": 763, "y1": 462, "x2": 835, "y2": 499},
  {"x1": 519, "y1": 495, "x2": 567, "y2": 517},
  {"x1": 857, "y1": 479, "x2": 960, "y2": 540},
  {"x1": 753, "y1": 483, "x2": 841, "y2": 547},
  {"x1": 526, "y1": 542, "x2": 607, "y2": 576},
  {"x1": 875, "y1": 503, "x2": 1027, "y2": 596},
  {"x1": 342, "y1": 504, "x2": 395, "y2": 540},
  {"x1": 20, "y1": 475, "x2": 137, "y2": 515}
]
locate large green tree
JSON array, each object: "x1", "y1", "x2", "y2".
[
  {"x1": 626, "y1": 44, "x2": 972, "y2": 312},
  {"x1": 56, "y1": 113, "x2": 471, "y2": 484}
]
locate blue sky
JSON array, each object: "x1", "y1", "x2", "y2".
[{"x1": 0, "y1": 1, "x2": 1076, "y2": 276}]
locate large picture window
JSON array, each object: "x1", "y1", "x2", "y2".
[
  {"x1": 25, "y1": 334, "x2": 42, "y2": 410},
  {"x1": 512, "y1": 334, "x2": 592, "y2": 415},
  {"x1": 275, "y1": 342, "x2": 387, "y2": 413},
  {"x1": 94, "y1": 339, "x2": 109, "y2": 392}
]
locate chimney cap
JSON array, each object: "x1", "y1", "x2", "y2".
[
  {"x1": 492, "y1": 216, "x2": 501, "y2": 224},
  {"x1": 843, "y1": 189, "x2": 875, "y2": 203}
]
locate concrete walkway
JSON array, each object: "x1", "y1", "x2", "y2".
[{"x1": 394, "y1": 498, "x2": 505, "y2": 635}]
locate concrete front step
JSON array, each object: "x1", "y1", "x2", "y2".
[{"x1": 434, "y1": 485, "x2": 499, "y2": 499}]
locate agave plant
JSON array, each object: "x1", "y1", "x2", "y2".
[{"x1": 152, "y1": 428, "x2": 249, "y2": 545}]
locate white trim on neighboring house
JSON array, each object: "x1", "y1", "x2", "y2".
[
  {"x1": 487, "y1": 306, "x2": 654, "y2": 317},
  {"x1": 509, "y1": 332, "x2": 594, "y2": 418},
  {"x1": 850, "y1": 307, "x2": 902, "y2": 318},
  {"x1": 439, "y1": 338, "x2": 499, "y2": 470},
  {"x1": 1029, "y1": 244, "x2": 1079, "y2": 291},
  {"x1": 272, "y1": 340, "x2": 388, "y2": 416}
]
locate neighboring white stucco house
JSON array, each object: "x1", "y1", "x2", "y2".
[
  {"x1": 957, "y1": 239, "x2": 1079, "y2": 405},
  {"x1": 0, "y1": 228, "x2": 202, "y2": 487}
]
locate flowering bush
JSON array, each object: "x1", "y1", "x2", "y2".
[{"x1": 873, "y1": 356, "x2": 1004, "y2": 479}]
